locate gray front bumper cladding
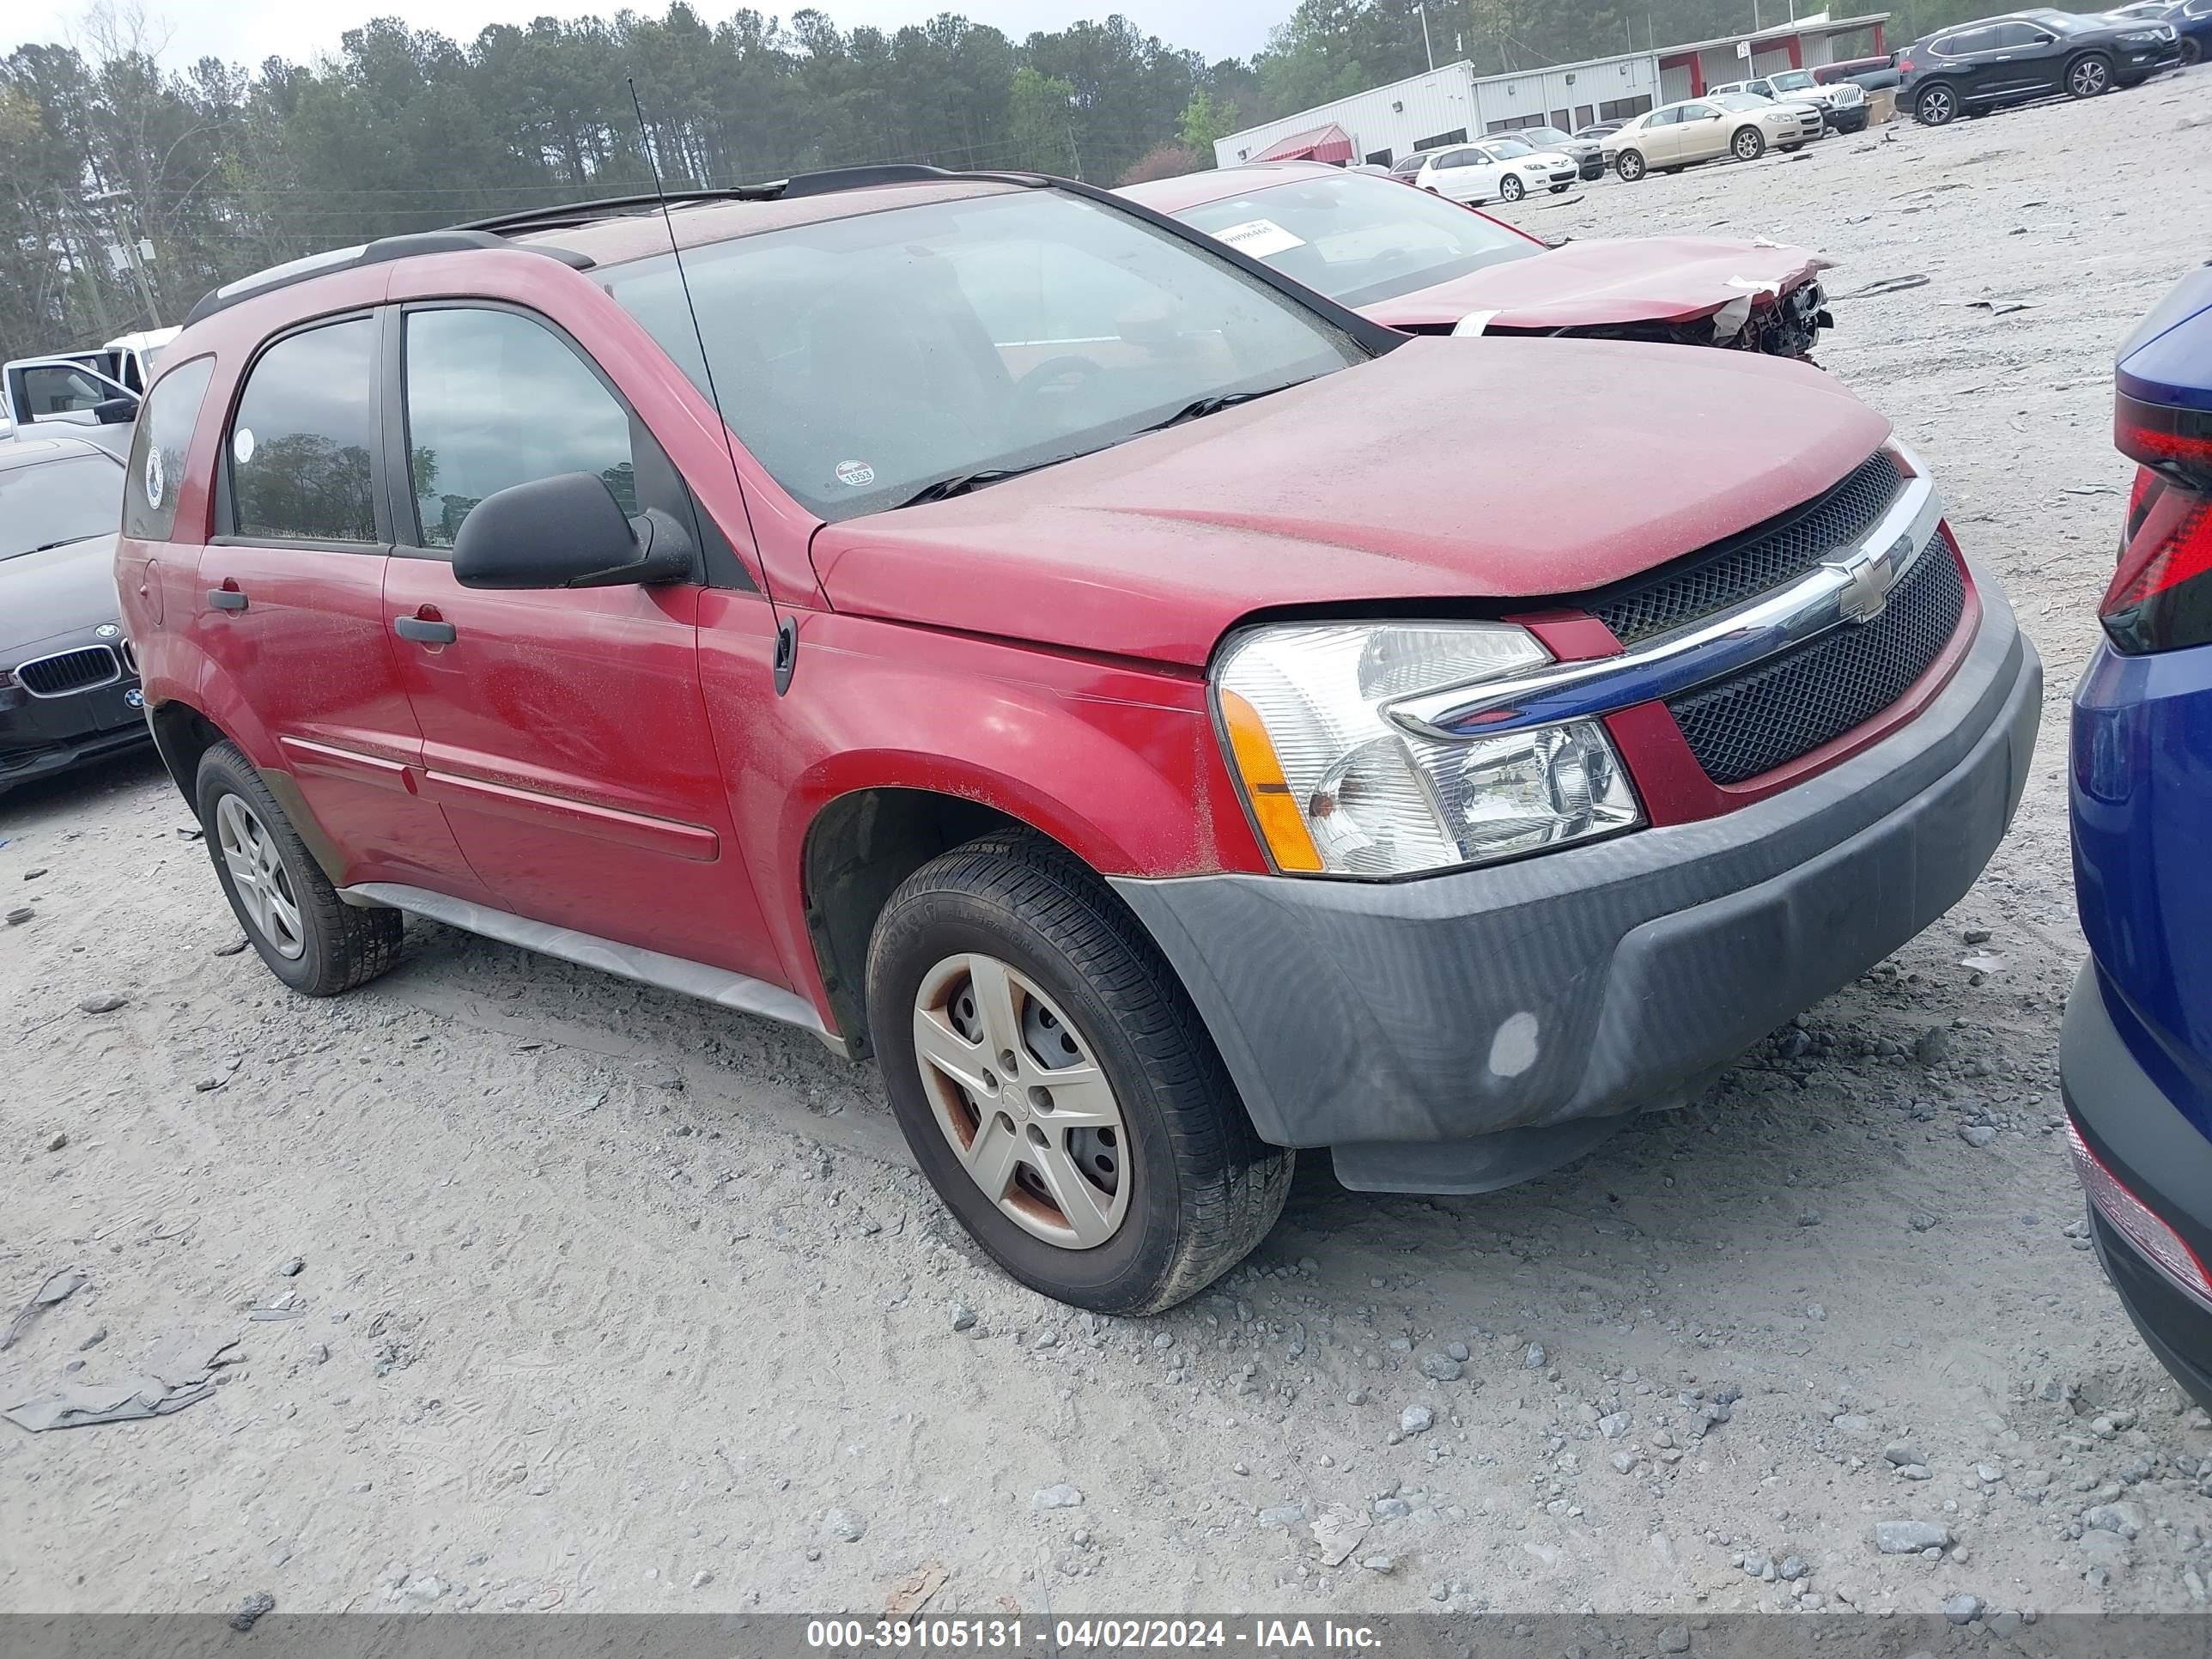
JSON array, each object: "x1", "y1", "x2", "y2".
[{"x1": 1111, "y1": 563, "x2": 2040, "y2": 1192}]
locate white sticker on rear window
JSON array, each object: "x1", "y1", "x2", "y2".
[
  {"x1": 233, "y1": 427, "x2": 256, "y2": 466},
  {"x1": 835, "y1": 459, "x2": 875, "y2": 488},
  {"x1": 1212, "y1": 218, "x2": 1307, "y2": 259}
]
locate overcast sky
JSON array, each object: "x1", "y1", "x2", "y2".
[{"x1": 3, "y1": 0, "x2": 1288, "y2": 70}]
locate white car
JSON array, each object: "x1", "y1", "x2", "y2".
[
  {"x1": 1601, "y1": 93, "x2": 1827, "y2": 181},
  {"x1": 1391, "y1": 136, "x2": 1580, "y2": 205}
]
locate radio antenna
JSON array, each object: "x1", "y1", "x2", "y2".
[{"x1": 628, "y1": 76, "x2": 799, "y2": 696}]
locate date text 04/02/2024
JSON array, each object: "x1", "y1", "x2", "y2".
[{"x1": 802, "y1": 1620, "x2": 1385, "y2": 1652}]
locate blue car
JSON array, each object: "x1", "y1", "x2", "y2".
[{"x1": 2066, "y1": 262, "x2": 2212, "y2": 1407}]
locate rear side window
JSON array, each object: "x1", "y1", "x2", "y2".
[
  {"x1": 228, "y1": 317, "x2": 380, "y2": 544},
  {"x1": 400, "y1": 307, "x2": 637, "y2": 548},
  {"x1": 124, "y1": 355, "x2": 214, "y2": 541}
]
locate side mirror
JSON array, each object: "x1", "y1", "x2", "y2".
[
  {"x1": 94, "y1": 395, "x2": 139, "y2": 425},
  {"x1": 452, "y1": 471, "x2": 693, "y2": 590}
]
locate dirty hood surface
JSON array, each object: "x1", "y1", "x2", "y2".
[
  {"x1": 1362, "y1": 235, "x2": 1829, "y2": 332},
  {"x1": 809, "y1": 337, "x2": 1889, "y2": 668}
]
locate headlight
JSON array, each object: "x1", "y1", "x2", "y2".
[
  {"x1": 2119, "y1": 27, "x2": 2160, "y2": 40},
  {"x1": 1213, "y1": 622, "x2": 1642, "y2": 878}
]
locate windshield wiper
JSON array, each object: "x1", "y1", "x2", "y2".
[
  {"x1": 895, "y1": 453, "x2": 1082, "y2": 509},
  {"x1": 1139, "y1": 378, "x2": 1316, "y2": 434},
  {"x1": 26, "y1": 535, "x2": 102, "y2": 553}
]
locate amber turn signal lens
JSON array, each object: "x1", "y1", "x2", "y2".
[{"x1": 1218, "y1": 687, "x2": 1325, "y2": 873}]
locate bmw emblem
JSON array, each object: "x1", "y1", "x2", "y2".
[
  {"x1": 96, "y1": 623, "x2": 118, "y2": 639},
  {"x1": 125, "y1": 689, "x2": 144, "y2": 708}
]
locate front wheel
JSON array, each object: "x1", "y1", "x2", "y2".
[
  {"x1": 2067, "y1": 52, "x2": 2112, "y2": 97},
  {"x1": 1498, "y1": 173, "x2": 1526, "y2": 202},
  {"x1": 2182, "y1": 36, "x2": 2202, "y2": 65},
  {"x1": 1732, "y1": 125, "x2": 1767, "y2": 161},
  {"x1": 1916, "y1": 82, "x2": 1958, "y2": 124},
  {"x1": 196, "y1": 741, "x2": 404, "y2": 995},
  {"x1": 1614, "y1": 149, "x2": 1646, "y2": 181},
  {"x1": 866, "y1": 830, "x2": 1291, "y2": 1314}
]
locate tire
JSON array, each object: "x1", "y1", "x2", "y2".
[
  {"x1": 1916, "y1": 81, "x2": 1959, "y2": 125},
  {"x1": 2183, "y1": 37, "x2": 2202, "y2": 65},
  {"x1": 1732, "y1": 125, "x2": 1767, "y2": 161},
  {"x1": 195, "y1": 741, "x2": 404, "y2": 996},
  {"x1": 1781, "y1": 143, "x2": 1803, "y2": 152},
  {"x1": 1498, "y1": 173, "x2": 1526, "y2": 202},
  {"x1": 866, "y1": 830, "x2": 1291, "y2": 1314},
  {"x1": 1614, "y1": 149, "x2": 1646, "y2": 181},
  {"x1": 2067, "y1": 52, "x2": 2113, "y2": 97}
]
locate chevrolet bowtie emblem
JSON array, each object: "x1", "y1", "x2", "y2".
[{"x1": 1824, "y1": 534, "x2": 1911, "y2": 624}]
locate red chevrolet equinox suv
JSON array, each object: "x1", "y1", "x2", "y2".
[{"x1": 118, "y1": 166, "x2": 2041, "y2": 1312}]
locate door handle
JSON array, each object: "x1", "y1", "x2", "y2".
[
  {"x1": 393, "y1": 614, "x2": 457, "y2": 645},
  {"x1": 207, "y1": 588, "x2": 247, "y2": 611}
]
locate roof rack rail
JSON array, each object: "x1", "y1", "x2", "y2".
[{"x1": 181, "y1": 229, "x2": 594, "y2": 329}]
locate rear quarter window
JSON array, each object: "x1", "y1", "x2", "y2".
[
  {"x1": 123, "y1": 355, "x2": 215, "y2": 542},
  {"x1": 228, "y1": 316, "x2": 380, "y2": 544}
]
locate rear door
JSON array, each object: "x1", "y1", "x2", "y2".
[
  {"x1": 1633, "y1": 107, "x2": 1680, "y2": 162},
  {"x1": 380, "y1": 301, "x2": 777, "y2": 980},
  {"x1": 194, "y1": 313, "x2": 491, "y2": 898}
]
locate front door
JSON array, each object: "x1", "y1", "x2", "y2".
[
  {"x1": 1675, "y1": 102, "x2": 1728, "y2": 161},
  {"x1": 195, "y1": 313, "x2": 489, "y2": 898},
  {"x1": 380, "y1": 302, "x2": 776, "y2": 981}
]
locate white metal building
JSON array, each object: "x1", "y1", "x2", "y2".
[{"x1": 1212, "y1": 14, "x2": 1890, "y2": 169}]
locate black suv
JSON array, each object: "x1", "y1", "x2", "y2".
[{"x1": 1900, "y1": 7, "x2": 2181, "y2": 125}]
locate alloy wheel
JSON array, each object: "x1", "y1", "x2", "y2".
[
  {"x1": 2070, "y1": 58, "x2": 2109, "y2": 94},
  {"x1": 911, "y1": 953, "x2": 1131, "y2": 1250},
  {"x1": 1499, "y1": 175, "x2": 1524, "y2": 202},
  {"x1": 216, "y1": 793, "x2": 306, "y2": 960},
  {"x1": 1921, "y1": 86, "x2": 1954, "y2": 123}
]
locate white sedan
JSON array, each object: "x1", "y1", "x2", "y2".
[
  {"x1": 1601, "y1": 93, "x2": 1827, "y2": 181},
  {"x1": 1391, "y1": 136, "x2": 1581, "y2": 205}
]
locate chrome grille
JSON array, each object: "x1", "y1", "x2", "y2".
[
  {"x1": 1666, "y1": 542, "x2": 1968, "y2": 786},
  {"x1": 1591, "y1": 451, "x2": 1908, "y2": 646},
  {"x1": 14, "y1": 644, "x2": 123, "y2": 698}
]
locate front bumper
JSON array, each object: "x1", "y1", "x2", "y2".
[
  {"x1": 1577, "y1": 155, "x2": 1607, "y2": 179},
  {"x1": 1824, "y1": 105, "x2": 1870, "y2": 131},
  {"x1": 2063, "y1": 960, "x2": 2212, "y2": 1412},
  {"x1": 1114, "y1": 562, "x2": 2039, "y2": 1185},
  {"x1": 0, "y1": 675, "x2": 149, "y2": 793}
]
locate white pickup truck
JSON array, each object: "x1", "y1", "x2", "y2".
[{"x1": 1708, "y1": 69, "x2": 1872, "y2": 132}]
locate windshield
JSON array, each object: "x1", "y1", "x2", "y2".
[
  {"x1": 1480, "y1": 136, "x2": 1535, "y2": 157},
  {"x1": 1518, "y1": 126, "x2": 1574, "y2": 145},
  {"x1": 1176, "y1": 173, "x2": 1539, "y2": 309},
  {"x1": 1769, "y1": 70, "x2": 1816, "y2": 90},
  {"x1": 1714, "y1": 93, "x2": 1772, "y2": 111},
  {"x1": 1, "y1": 453, "x2": 123, "y2": 559},
  {"x1": 602, "y1": 188, "x2": 1364, "y2": 521}
]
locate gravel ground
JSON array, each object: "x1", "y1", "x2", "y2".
[{"x1": 5, "y1": 70, "x2": 2212, "y2": 1624}]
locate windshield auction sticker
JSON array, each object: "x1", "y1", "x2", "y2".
[{"x1": 1210, "y1": 218, "x2": 1307, "y2": 259}]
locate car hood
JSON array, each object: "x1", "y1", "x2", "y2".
[
  {"x1": 809, "y1": 337, "x2": 1887, "y2": 668},
  {"x1": 1360, "y1": 235, "x2": 1830, "y2": 331},
  {"x1": 1, "y1": 533, "x2": 123, "y2": 660}
]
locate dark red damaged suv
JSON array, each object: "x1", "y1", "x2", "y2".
[{"x1": 119, "y1": 166, "x2": 2041, "y2": 1312}]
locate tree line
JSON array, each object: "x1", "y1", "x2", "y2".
[{"x1": 2, "y1": 0, "x2": 1994, "y2": 362}]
